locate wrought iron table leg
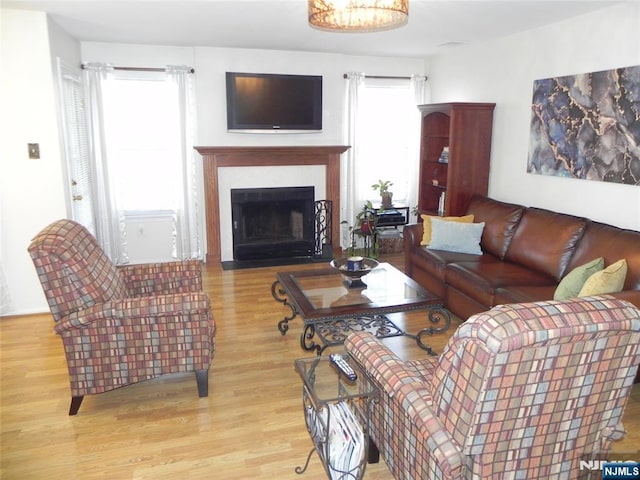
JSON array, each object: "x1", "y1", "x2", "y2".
[
  {"x1": 423, "y1": 306, "x2": 452, "y2": 334},
  {"x1": 272, "y1": 280, "x2": 297, "y2": 335},
  {"x1": 301, "y1": 324, "x2": 323, "y2": 356},
  {"x1": 295, "y1": 447, "x2": 316, "y2": 475},
  {"x1": 406, "y1": 306, "x2": 451, "y2": 356}
]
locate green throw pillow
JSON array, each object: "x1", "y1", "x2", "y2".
[
  {"x1": 553, "y1": 257, "x2": 604, "y2": 300},
  {"x1": 578, "y1": 259, "x2": 628, "y2": 297}
]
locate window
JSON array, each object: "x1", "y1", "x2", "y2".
[
  {"x1": 356, "y1": 78, "x2": 420, "y2": 206},
  {"x1": 102, "y1": 71, "x2": 182, "y2": 213}
]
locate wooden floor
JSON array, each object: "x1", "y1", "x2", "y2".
[{"x1": 1, "y1": 254, "x2": 638, "y2": 479}]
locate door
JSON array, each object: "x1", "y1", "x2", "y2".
[{"x1": 57, "y1": 59, "x2": 96, "y2": 234}]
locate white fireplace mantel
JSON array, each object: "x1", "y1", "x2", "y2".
[{"x1": 195, "y1": 146, "x2": 349, "y2": 264}]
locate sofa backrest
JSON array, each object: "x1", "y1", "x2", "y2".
[
  {"x1": 567, "y1": 220, "x2": 640, "y2": 290},
  {"x1": 466, "y1": 195, "x2": 524, "y2": 260},
  {"x1": 431, "y1": 296, "x2": 640, "y2": 477},
  {"x1": 503, "y1": 207, "x2": 587, "y2": 281},
  {"x1": 28, "y1": 219, "x2": 126, "y2": 322}
]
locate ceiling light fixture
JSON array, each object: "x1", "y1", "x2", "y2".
[{"x1": 308, "y1": 0, "x2": 409, "y2": 33}]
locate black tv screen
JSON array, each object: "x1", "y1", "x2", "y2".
[{"x1": 225, "y1": 72, "x2": 323, "y2": 133}]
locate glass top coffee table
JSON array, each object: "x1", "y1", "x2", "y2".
[{"x1": 271, "y1": 262, "x2": 450, "y2": 355}]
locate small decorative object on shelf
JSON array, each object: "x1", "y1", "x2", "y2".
[
  {"x1": 438, "y1": 192, "x2": 446, "y2": 215},
  {"x1": 330, "y1": 258, "x2": 379, "y2": 287},
  {"x1": 438, "y1": 146, "x2": 449, "y2": 163}
]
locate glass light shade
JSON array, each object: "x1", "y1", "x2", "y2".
[{"x1": 308, "y1": 0, "x2": 409, "y2": 32}]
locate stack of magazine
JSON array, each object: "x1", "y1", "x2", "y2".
[{"x1": 306, "y1": 401, "x2": 365, "y2": 479}]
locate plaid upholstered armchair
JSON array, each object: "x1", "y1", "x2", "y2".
[
  {"x1": 345, "y1": 296, "x2": 640, "y2": 479},
  {"x1": 28, "y1": 219, "x2": 215, "y2": 415}
]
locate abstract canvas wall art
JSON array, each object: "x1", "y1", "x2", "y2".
[{"x1": 527, "y1": 65, "x2": 640, "y2": 186}]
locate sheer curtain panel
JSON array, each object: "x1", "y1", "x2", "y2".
[
  {"x1": 166, "y1": 66, "x2": 202, "y2": 260},
  {"x1": 82, "y1": 63, "x2": 125, "y2": 263},
  {"x1": 342, "y1": 72, "x2": 365, "y2": 248}
]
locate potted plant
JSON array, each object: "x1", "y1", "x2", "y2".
[
  {"x1": 341, "y1": 201, "x2": 377, "y2": 257},
  {"x1": 372, "y1": 179, "x2": 394, "y2": 208},
  {"x1": 356, "y1": 200, "x2": 375, "y2": 234}
]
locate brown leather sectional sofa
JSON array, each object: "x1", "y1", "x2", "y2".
[{"x1": 404, "y1": 194, "x2": 640, "y2": 321}]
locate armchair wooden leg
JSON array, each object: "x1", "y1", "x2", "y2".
[
  {"x1": 195, "y1": 369, "x2": 209, "y2": 397},
  {"x1": 367, "y1": 437, "x2": 380, "y2": 464},
  {"x1": 69, "y1": 396, "x2": 84, "y2": 415}
]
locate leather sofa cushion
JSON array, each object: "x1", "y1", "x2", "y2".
[
  {"x1": 411, "y1": 247, "x2": 495, "y2": 283},
  {"x1": 446, "y1": 261, "x2": 556, "y2": 307},
  {"x1": 494, "y1": 285, "x2": 558, "y2": 306},
  {"x1": 567, "y1": 221, "x2": 640, "y2": 290},
  {"x1": 467, "y1": 195, "x2": 524, "y2": 260},
  {"x1": 504, "y1": 208, "x2": 587, "y2": 281},
  {"x1": 410, "y1": 247, "x2": 502, "y2": 299}
]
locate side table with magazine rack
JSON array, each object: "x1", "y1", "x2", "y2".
[{"x1": 294, "y1": 354, "x2": 379, "y2": 480}]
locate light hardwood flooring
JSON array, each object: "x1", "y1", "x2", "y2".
[{"x1": 1, "y1": 254, "x2": 638, "y2": 479}]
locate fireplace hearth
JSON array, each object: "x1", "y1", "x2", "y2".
[{"x1": 231, "y1": 186, "x2": 315, "y2": 261}]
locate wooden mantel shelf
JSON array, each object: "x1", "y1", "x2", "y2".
[
  {"x1": 195, "y1": 145, "x2": 349, "y2": 264},
  {"x1": 195, "y1": 145, "x2": 349, "y2": 156}
]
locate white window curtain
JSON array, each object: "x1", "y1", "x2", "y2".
[
  {"x1": 341, "y1": 73, "x2": 427, "y2": 248},
  {"x1": 409, "y1": 74, "x2": 428, "y2": 209},
  {"x1": 342, "y1": 72, "x2": 365, "y2": 247},
  {"x1": 83, "y1": 62, "x2": 124, "y2": 262},
  {"x1": 82, "y1": 63, "x2": 201, "y2": 263},
  {"x1": 166, "y1": 66, "x2": 202, "y2": 260}
]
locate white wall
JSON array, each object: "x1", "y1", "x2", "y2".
[
  {"x1": 191, "y1": 46, "x2": 424, "y2": 146},
  {"x1": 81, "y1": 43, "x2": 425, "y2": 147},
  {"x1": 0, "y1": 10, "x2": 73, "y2": 315},
  {"x1": 426, "y1": 1, "x2": 640, "y2": 230}
]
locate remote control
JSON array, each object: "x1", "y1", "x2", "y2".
[{"x1": 329, "y1": 353, "x2": 357, "y2": 381}]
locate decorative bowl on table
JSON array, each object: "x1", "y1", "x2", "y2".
[{"x1": 329, "y1": 257, "x2": 379, "y2": 287}]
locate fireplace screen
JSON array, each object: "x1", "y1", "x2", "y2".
[{"x1": 231, "y1": 186, "x2": 315, "y2": 260}]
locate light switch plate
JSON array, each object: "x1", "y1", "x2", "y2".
[{"x1": 28, "y1": 143, "x2": 40, "y2": 159}]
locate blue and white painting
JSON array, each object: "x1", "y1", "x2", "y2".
[{"x1": 528, "y1": 65, "x2": 640, "y2": 186}]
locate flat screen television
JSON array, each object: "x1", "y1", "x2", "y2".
[{"x1": 225, "y1": 72, "x2": 323, "y2": 133}]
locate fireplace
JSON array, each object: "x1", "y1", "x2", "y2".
[
  {"x1": 195, "y1": 146, "x2": 348, "y2": 264},
  {"x1": 231, "y1": 186, "x2": 315, "y2": 260}
]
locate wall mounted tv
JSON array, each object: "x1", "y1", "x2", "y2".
[{"x1": 225, "y1": 72, "x2": 323, "y2": 133}]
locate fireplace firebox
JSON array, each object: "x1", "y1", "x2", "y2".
[{"x1": 231, "y1": 186, "x2": 315, "y2": 261}]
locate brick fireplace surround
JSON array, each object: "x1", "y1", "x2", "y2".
[{"x1": 195, "y1": 146, "x2": 349, "y2": 264}]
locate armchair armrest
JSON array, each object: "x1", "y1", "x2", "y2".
[
  {"x1": 345, "y1": 332, "x2": 438, "y2": 397},
  {"x1": 54, "y1": 292, "x2": 211, "y2": 334},
  {"x1": 395, "y1": 383, "x2": 466, "y2": 479},
  {"x1": 118, "y1": 260, "x2": 203, "y2": 296}
]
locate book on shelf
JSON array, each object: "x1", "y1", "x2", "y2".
[{"x1": 438, "y1": 146, "x2": 449, "y2": 163}]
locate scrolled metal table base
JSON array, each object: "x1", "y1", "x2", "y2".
[
  {"x1": 272, "y1": 280, "x2": 297, "y2": 335},
  {"x1": 302, "y1": 315, "x2": 404, "y2": 356},
  {"x1": 405, "y1": 306, "x2": 451, "y2": 356}
]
